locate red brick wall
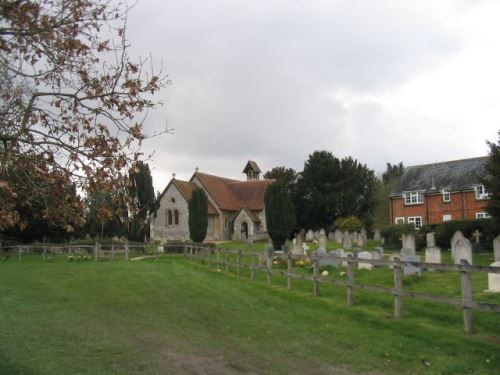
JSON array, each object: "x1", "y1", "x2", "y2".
[{"x1": 390, "y1": 191, "x2": 489, "y2": 225}]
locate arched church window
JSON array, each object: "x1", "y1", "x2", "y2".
[{"x1": 174, "y1": 210, "x2": 179, "y2": 225}]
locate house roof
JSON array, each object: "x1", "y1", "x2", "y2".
[
  {"x1": 192, "y1": 171, "x2": 272, "y2": 211},
  {"x1": 389, "y1": 156, "x2": 488, "y2": 197},
  {"x1": 163, "y1": 179, "x2": 218, "y2": 215},
  {"x1": 242, "y1": 160, "x2": 261, "y2": 173}
]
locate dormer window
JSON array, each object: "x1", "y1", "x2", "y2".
[
  {"x1": 442, "y1": 188, "x2": 451, "y2": 203},
  {"x1": 404, "y1": 191, "x2": 424, "y2": 205},
  {"x1": 474, "y1": 185, "x2": 489, "y2": 200}
]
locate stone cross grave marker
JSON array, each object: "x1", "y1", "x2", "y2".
[{"x1": 472, "y1": 230, "x2": 481, "y2": 244}]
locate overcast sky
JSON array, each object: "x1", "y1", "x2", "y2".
[{"x1": 126, "y1": 0, "x2": 499, "y2": 193}]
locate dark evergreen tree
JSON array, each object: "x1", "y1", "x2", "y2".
[
  {"x1": 128, "y1": 162, "x2": 155, "y2": 241},
  {"x1": 264, "y1": 182, "x2": 296, "y2": 250},
  {"x1": 264, "y1": 167, "x2": 298, "y2": 197},
  {"x1": 382, "y1": 162, "x2": 405, "y2": 184},
  {"x1": 483, "y1": 131, "x2": 500, "y2": 223},
  {"x1": 188, "y1": 188, "x2": 208, "y2": 243}
]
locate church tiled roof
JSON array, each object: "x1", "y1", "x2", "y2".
[
  {"x1": 390, "y1": 156, "x2": 488, "y2": 197},
  {"x1": 171, "y1": 179, "x2": 218, "y2": 215}
]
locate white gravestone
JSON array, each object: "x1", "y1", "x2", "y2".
[
  {"x1": 451, "y1": 231, "x2": 465, "y2": 260},
  {"x1": 426, "y1": 232, "x2": 436, "y2": 248},
  {"x1": 425, "y1": 247, "x2": 441, "y2": 265},
  {"x1": 357, "y1": 251, "x2": 373, "y2": 270},
  {"x1": 342, "y1": 231, "x2": 352, "y2": 250},
  {"x1": 306, "y1": 229, "x2": 314, "y2": 242},
  {"x1": 494, "y1": 235, "x2": 500, "y2": 261},
  {"x1": 301, "y1": 242, "x2": 310, "y2": 255},
  {"x1": 356, "y1": 233, "x2": 365, "y2": 247},
  {"x1": 401, "y1": 234, "x2": 416, "y2": 255},
  {"x1": 318, "y1": 229, "x2": 327, "y2": 250},
  {"x1": 487, "y1": 261, "x2": 500, "y2": 293},
  {"x1": 334, "y1": 230, "x2": 343, "y2": 244},
  {"x1": 454, "y1": 238, "x2": 473, "y2": 265},
  {"x1": 373, "y1": 228, "x2": 381, "y2": 242},
  {"x1": 404, "y1": 255, "x2": 422, "y2": 276},
  {"x1": 328, "y1": 232, "x2": 334, "y2": 241}
]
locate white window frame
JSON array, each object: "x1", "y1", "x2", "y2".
[
  {"x1": 403, "y1": 191, "x2": 424, "y2": 205},
  {"x1": 442, "y1": 188, "x2": 451, "y2": 203},
  {"x1": 407, "y1": 216, "x2": 422, "y2": 229},
  {"x1": 442, "y1": 214, "x2": 451, "y2": 222},
  {"x1": 474, "y1": 185, "x2": 490, "y2": 200},
  {"x1": 395, "y1": 217, "x2": 405, "y2": 225},
  {"x1": 476, "y1": 212, "x2": 491, "y2": 219}
]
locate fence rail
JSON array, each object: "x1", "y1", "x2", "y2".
[{"x1": 182, "y1": 247, "x2": 500, "y2": 335}]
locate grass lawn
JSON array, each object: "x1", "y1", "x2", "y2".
[{"x1": 1, "y1": 254, "x2": 500, "y2": 374}]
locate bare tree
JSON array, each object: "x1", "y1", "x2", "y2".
[{"x1": 0, "y1": 0, "x2": 169, "y2": 232}]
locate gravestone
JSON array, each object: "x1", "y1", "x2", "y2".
[
  {"x1": 494, "y1": 235, "x2": 500, "y2": 261},
  {"x1": 316, "y1": 247, "x2": 327, "y2": 255},
  {"x1": 360, "y1": 228, "x2": 367, "y2": 238},
  {"x1": 374, "y1": 246, "x2": 384, "y2": 259},
  {"x1": 318, "y1": 229, "x2": 327, "y2": 250},
  {"x1": 487, "y1": 261, "x2": 500, "y2": 292},
  {"x1": 425, "y1": 247, "x2": 441, "y2": 265},
  {"x1": 389, "y1": 253, "x2": 400, "y2": 269},
  {"x1": 401, "y1": 248, "x2": 415, "y2": 259},
  {"x1": 426, "y1": 232, "x2": 436, "y2": 248},
  {"x1": 156, "y1": 245, "x2": 164, "y2": 254},
  {"x1": 306, "y1": 229, "x2": 314, "y2": 242},
  {"x1": 451, "y1": 231, "x2": 465, "y2": 260},
  {"x1": 342, "y1": 231, "x2": 352, "y2": 250},
  {"x1": 373, "y1": 228, "x2": 381, "y2": 242},
  {"x1": 357, "y1": 251, "x2": 373, "y2": 270},
  {"x1": 301, "y1": 242, "x2": 310, "y2": 255},
  {"x1": 356, "y1": 234, "x2": 365, "y2": 247},
  {"x1": 334, "y1": 229, "x2": 343, "y2": 244},
  {"x1": 371, "y1": 249, "x2": 383, "y2": 267},
  {"x1": 401, "y1": 234, "x2": 416, "y2": 255},
  {"x1": 318, "y1": 249, "x2": 341, "y2": 268},
  {"x1": 291, "y1": 232, "x2": 303, "y2": 255},
  {"x1": 454, "y1": 238, "x2": 473, "y2": 265},
  {"x1": 342, "y1": 251, "x2": 353, "y2": 267},
  {"x1": 361, "y1": 232, "x2": 368, "y2": 244},
  {"x1": 328, "y1": 232, "x2": 334, "y2": 241},
  {"x1": 404, "y1": 255, "x2": 422, "y2": 276},
  {"x1": 350, "y1": 232, "x2": 357, "y2": 242},
  {"x1": 314, "y1": 230, "x2": 320, "y2": 241}
]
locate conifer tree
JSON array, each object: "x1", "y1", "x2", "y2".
[
  {"x1": 483, "y1": 131, "x2": 500, "y2": 223},
  {"x1": 264, "y1": 182, "x2": 296, "y2": 250},
  {"x1": 188, "y1": 188, "x2": 208, "y2": 243}
]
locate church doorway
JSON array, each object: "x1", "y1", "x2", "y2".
[{"x1": 241, "y1": 222, "x2": 248, "y2": 239}]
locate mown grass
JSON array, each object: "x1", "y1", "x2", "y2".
[{"x1": 1, "y1": 253, "x2": 499, "y2": 374}]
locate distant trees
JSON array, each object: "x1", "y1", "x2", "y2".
[
  {"x1": 264, "y1": 167, "x2": 298, "y2": 197},
  {"x1": 188, "y1": 188, "x2": 208, "y2": 243},
  {"x1": 483, "y1": 131, "x2": 500, "y2": 223},
  {"x1": 373, "y1": 162, "x2": 405, "y2": 228},
  {"x1": 382, "y1": 162, "x2": 405, "y2": 184},
  {"x1": 293, "y1": 151, "x2": 376, "y2": 229},
  {"x1": 264, "y1": 182, "x2": 296, "y2": 250}
]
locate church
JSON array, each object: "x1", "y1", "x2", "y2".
[{"x1": 150, "y1": 161, "x2": 272, "y2": 242}]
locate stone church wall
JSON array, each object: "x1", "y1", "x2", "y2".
[{"x1": 151, "y1": 183, "x2": 190, "y2": 242}]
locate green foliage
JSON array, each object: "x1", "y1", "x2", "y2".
[
  {"x1": 380, "y1": 224, "x2": 415, "y2": 249},
  {"x1": 84, "y1": 190, "x2": 127, "y2": 239},
  {"x1": 333, "y1": 216, "x2": 363, "y2": 232},
  {"x1": 128, "y1": 162, "x2": 155, "y2": 241},
  {"x1": 483, "y1": 130, "x2": 500, "y2": 223},
  {"x1": 264, "y1": 166, "x2": 298, "y2": 197},
  {"x1": 264, "y1": 182, "x2": 296, "y2": 250},
  {"x1": 382, "y1": 162, "x2": 405, "y2": 184},
  {"x1": 428, "y1": 219, "x2": 496, "y2": 251},
  {"x1": 188, "y1": 188, "x2": 208, "y2": 243},
  {"x1": 294, "y1": 151, "x2": 376, "y2": 229}
]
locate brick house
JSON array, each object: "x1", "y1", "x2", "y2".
[
  {"x1": 389, "y1": 157, "x2": 490, "y2": 229},
  {"x1": 150, "y1": 161, "x2": 272, "y2": 242}
]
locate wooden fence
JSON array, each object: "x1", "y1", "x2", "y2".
[{"x1": 182, "y1": 246, "x2": 500, "y2": 336}]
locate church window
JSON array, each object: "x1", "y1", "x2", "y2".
[
  {"x1": 167, "y1": 210, "x2": 173, "y2": 225},
  {"x1": 174, "y1": 210, "x2": 179, "y2": 225}
]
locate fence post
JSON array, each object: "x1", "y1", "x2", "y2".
[
  {"x1": 251, "y1": 252, "x2": 256, "y2": 281},
  {"x1": 42, "y1": 246, "x2": 47, "y2": 261},
  {"x1": 225, "y1": 249, "x2": 229, "y2": 273},
  {"x1": 287, "y1": 252, "x2": 293, "y2": 290},
  {"x1": 237, "y1": 249, "x2": 242, "y2": 278},
  {"x1": 393, "y1": 256, "x2": 403, "y2": 319},
  {"x1": 267, "y1": 251, "x2": 272, "y2": 285},
  {"x1": 216, "y1": 249, "x2": 220, "y2": 269},
  {"x1": 313, "y1": 255, "x2": 320, "y2": 296},
  {"x1": 125, "y1": 241, "x2": 129, "y2": 261},
  {"x1": 460, "y1": 259, "x2": 474, "y2": 335},
  {"x1": 347, "y1": 254, "x2": 354, "y2": 306},
  {"x1": 111, "y1": 245, "x2": 115, "y2": 261}
]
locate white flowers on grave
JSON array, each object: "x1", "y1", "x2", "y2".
[{"x1": 321, "y1": 270, "x2": 329, "y2": 276}]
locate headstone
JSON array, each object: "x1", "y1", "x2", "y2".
[
  {"x1": 373, "y1": 228, "x2": 381, "y2": 242},
  {"x1": 374, "y1": 246, "x2": 384, "y2": 259},
  {"x1": 401, "y1": 234, "x2": 416, "y2": 255},
  {"x1": 342, "y1": 231, "x2": 352, "y2": 250},
  {"x1": 487, "y1": 261, "x2": 500, "y2": 292},
  {"x1": 451, "y1": 231, "x2": 465, "y2": 260},
  {"x1": 342, "y1": 251, "x2": 353, "y2": 267},
  {"x1": 454, "y1": 238, "x2": 473, "y2": 265},
  {"x1": 318, "y1": 229, "x2": 327, "y2": 250},
  {"x1": 426, "y1": 232, "x2": 436, "y2": 248},
  {"x1": 425, "y1": 246, "x2": 441, "y2": 265},
  {"x1": 401, "y1": 248, "x2": 414, "y2": 259},
  {"x1": 334, "y1": 230, "x2": 343, "y2": 244},
  {"x1": 301, "y1": 242, "x2": 309, "y2": 255},
  {"x1": 360, "y1": 228, "x2": 367, "y2": 237},
  {"x1": 291, "y1": 233, "x2": 303, "y2": 255},
  {"x1": 350, "y1": 232, "x2": 357, "y2": 242},
  {"x1": 306, "y1": 229, "x2": 314, "y2": 242},
  {"x1": 404, "y1": 255, "x2": 421, "y2": 276},
  {"x1": 389, "y1": 253, "x2": 400, "y2": 269},
  {"x1": 318, "y1": 249, "x2": 341, "y2": 268},
  {"x1": 472, "y1": 229, "x2": 481, "y2": 244},
  {"x1": 356, "y1": 234, "x2": 365, "y2": 247},
  {"x1": 314, "y1": 230, "x2": 320, "y2": 241},
  {"x1": 328, "y1": 232, "x2": 334, "y2": 241},
  {"x1": 316, "y1": 247, "x2": 327, "y2": 255},
  {"x1": 357, "y1": 251, "x2": 373, "y2": 270},
  {"x1": 494, "y1": 235, "x2": 500, "y2": 261},
  {"x1": 292, "y1": 238, "x2": 296, "y2": 245},
  {"x1": 361, "y1": 232, "x2": 368, "y2": 244},
  {"x1": 156, "y1": 245, "x2": 164, "y2": 254},
  {"x1": 371, "y1": 249, "x2": 383, "y2": 261}
]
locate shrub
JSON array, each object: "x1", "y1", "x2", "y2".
[
  {"x1": 431, "y1": 219, "x2": 496, "y2": 251},
  {"x1": 380, "y1": 224, "x2": 415, "y2": 249},
  {"x1": 265, "y1": 182, "x2": 296, "y2": 250},
  {"x1": 333, "y1": 216, "x2": 363, "y2": 232}
]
